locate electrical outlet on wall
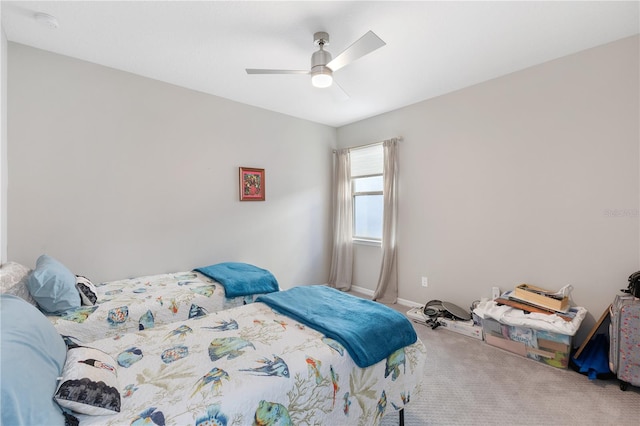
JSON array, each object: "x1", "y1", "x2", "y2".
[{"x1": 421, "y1": 276, "x2": 428, "y2": 287}]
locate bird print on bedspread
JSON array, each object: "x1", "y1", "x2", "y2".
[
  {"x1": 131, "y1": 407, "x2": 165, "y2": 426},
  {"x1": 375, "y1": 390, "x2": 387, "y2": 423},
  {"x1": 201, "y1": 319, "x2": 238, "y2": 331},
  {"x1": 189, "y1": 303, "x2": 208, "y2": 319},
  {"x1": 240, "y1": 355, "x2": 289, "y2": 378},
  {"x1": 273, "y1": 320, "x2": 287, "y2": 330},
  {"x1": 191, "y1": 367, "x2": 230, "y2": 397},
  {"x1": 122, "y1": 384, "x2": 139, "y2": 398},
  {"x1": 391, "y1": 392, "x2": 411, "y2": 410},
  {"x1": 164, "y1": 325, "x2": 193, "y2": 340}
]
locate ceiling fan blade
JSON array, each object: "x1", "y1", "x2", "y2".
[
  {"x1": 330, "y1": 80, "x2": 350, "y2": 101},
  {"x1": 326, "y1": 30, "x2": 386, "y2": 72},
  {"x1": 246, "y1": 69, "x2": 310, "y2": 75}
]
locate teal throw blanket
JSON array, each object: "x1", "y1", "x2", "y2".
[
  {"x1": 257, "y1": 285, "x2": 417, "y2": 368},
  {"x1": 194, "y1": 262, "x2": 279, "y2": 298}
]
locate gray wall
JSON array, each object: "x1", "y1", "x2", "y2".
[
  {"x1": 5, "y1": 36, "x2": 640, "y2": 343},
  {"x1": 338, "y1": 35, "x2": 640, "y2": 339},
  {"x1": 7, "y1": 43, "x2": 335, "y2": 288},
  {"x1": 1, "y1": 26, "x2": 7, "y2": 263}
]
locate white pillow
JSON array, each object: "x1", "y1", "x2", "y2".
[
  {"x1": 76, "y1": 275, "x2": 98, "y2": 306},
  {"x1": 0, "y1": 262, "x2": 37, "y2": 306},
  {"x1": 54, "y1": 346, "x2": 121, "y2": 415}
]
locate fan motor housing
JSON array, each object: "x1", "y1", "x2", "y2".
[{"x1": 311, "y1": 48, "x2": 332, "y2": 68}]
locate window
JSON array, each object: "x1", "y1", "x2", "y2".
[{"x1": 350, "y1": 144, "x2": 383, "y2": 242}]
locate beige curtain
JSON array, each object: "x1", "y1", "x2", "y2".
[
  {"x1": 373, "y1": 138, "x2": 399, "y2": 303},
  {"x1": 328, "y1": 149, "x2": 353, "y2": 291}
]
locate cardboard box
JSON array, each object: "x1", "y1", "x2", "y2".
[
  {"x1": 513, "y1": 284, "x2": 569, "y2": 312},
  {"x1": 485, "y1": 334, "x2": 527, "y2": 356},
  {"x1": 438, "y1": 317, "x2": 483, "y2": 340},
  {"x1": 482, "y1": 317, "x2": 572, "y2": 369}
]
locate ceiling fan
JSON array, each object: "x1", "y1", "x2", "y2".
[{"x1": 245, "y1": 31, "x2": 386, "y2": 92}]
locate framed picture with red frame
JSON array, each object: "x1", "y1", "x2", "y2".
[{"x1": 239, "y1": 167, "x2": 265, "y2": 201}]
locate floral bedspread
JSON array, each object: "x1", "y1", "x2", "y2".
[
  {"x1": 47, "y1": 272, "x2": 260, "y2": 343},
  {"x1": 75, "y1": 302, "x2": 427, "y2": 426}
]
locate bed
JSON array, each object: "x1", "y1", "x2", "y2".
[
  {"x1": 2, "y1": 256, "x2": 280, "y2": 343},
  {"x1": 48, "y1": 269, "x2": 275, "y2": 343},
  {"x1": 1, "y1": 286, "x2": 426, "y2": 426}
]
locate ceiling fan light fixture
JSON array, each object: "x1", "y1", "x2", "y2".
[{"x1": 311, "y1": 66, "x2": 333, "y2": 88}]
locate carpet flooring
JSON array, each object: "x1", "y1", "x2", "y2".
[{"x1": 373, "y1": 300, "x2": 640, "y2": 426}]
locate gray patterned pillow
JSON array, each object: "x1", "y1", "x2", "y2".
[
  {"x1": 0, "y1": 261, "x2": 37, "y2": 306},
  {"x1": 76, "y1": 275, "x2": 98, "y2": 305},
  {"x1": 54, "y1": 346, "x2": 121, "y2": 415}
]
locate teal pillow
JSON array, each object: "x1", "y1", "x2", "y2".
[
  {"x1": 27, "y1": 254, "x2": 81, "y2": 314},
  {"x1": 1, "y1": 294, "x2": 67, "y2": 425}
]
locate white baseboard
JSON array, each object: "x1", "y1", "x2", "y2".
[
  {"x1": 351, "y1": 285, "x2": 424, "y2": 309},
  {"x1": 399, "y1": 297, "x2": 424, "y2": 309},
  {"x1": 350, "y1": 285, "x2": 374, "y2": 297}
]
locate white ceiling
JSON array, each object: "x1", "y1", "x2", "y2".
[{"x1": 2, "y1": 1, "x2": 639, "y2": 127}]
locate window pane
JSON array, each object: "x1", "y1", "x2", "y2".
[
  {"x1": 354, "y1": 175, "x2": 383, "y2": 193},
  {"x1": 354, "y1": 195, "x2": 383, "y2": 239}
]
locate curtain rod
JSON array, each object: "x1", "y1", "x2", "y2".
[{"x1": 332, "y1": 136, "x2": 403, "y2": 153}]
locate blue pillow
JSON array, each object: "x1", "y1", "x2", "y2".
[
  {"x1": 27, "y1": 254, "x2": 81, "y2": 314},
  {"x1": 1, "y1": 294, "x2": 67, "y2": 425}
]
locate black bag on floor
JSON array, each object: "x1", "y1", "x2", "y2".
[{"x1": 624, "y1": 271, "x2": 640, "y2": 297}]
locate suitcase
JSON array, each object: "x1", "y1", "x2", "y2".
[{"x1": 609, "y1": 294, "x2": 640, "y2": 390}]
